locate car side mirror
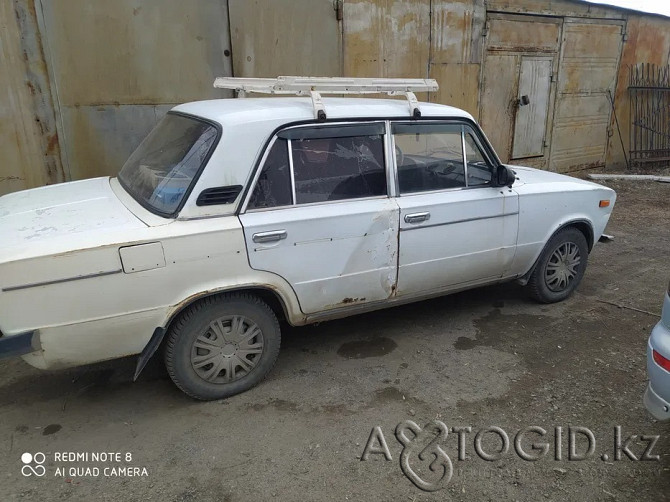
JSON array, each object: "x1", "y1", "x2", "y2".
[{"x1": 496, "y1": 165, "x2": 515, "y2": 188}]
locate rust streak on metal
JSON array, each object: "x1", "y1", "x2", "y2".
[{"x1": 12, "y1": 0, "x2": 65, "y2": 184}]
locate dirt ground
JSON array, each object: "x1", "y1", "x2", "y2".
[{"x1": 1, "y1": 179, "x2": 669, "y2": 501}]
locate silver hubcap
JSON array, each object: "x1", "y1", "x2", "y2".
[
  {"x1": 545, "y1": 242, "x2": 581, "y2": 292},
  {"x1": 190, "y1": 315, "x2": 264, "y2": 384}
]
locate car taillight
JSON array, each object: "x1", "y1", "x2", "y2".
[{"x1": 653, "y1": 350, "x2": 670, "y2": 372}]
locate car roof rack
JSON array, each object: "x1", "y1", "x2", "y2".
[{"x1": 212, "y1": 76, "x2": 439, "y2": 120}]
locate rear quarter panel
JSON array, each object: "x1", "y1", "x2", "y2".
[{"x1": 0, "y1": 217, "x2": 303, "y2": 369}]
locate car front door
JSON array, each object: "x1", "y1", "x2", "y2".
[
  {"x1": 239, "y1": 122, "x2": 399, "y2": 314},
  {"x1": 392, "y1": 121, "x2": 519, "y2": 296}
]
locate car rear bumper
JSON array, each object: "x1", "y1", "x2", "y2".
[
  {"x1": 644, "y1": 382, "x2": 670, "y2": 421},
  {"x1": 646, "y1": 313, "x2": 670, "y2": 421},
  {"x1": 0, "y1": 330, "x2": 41, "y2": 359}
]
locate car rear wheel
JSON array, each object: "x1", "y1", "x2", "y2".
[
  {"x1": 527, "y1": 227, "x2": 589, "y2": 303},
  {"x1": 164, "y1": 293, "x2": 280, "y2": 400}
]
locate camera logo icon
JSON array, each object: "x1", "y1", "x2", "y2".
[{"x1": 21, "y1": 452, "x2": 46, "y2": 477}]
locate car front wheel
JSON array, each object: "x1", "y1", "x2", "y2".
[
  {"x1": 164, "y1": 293, "x2": 281, "y2": 400},
  {"x1": 527, "y1": 227, "x2": 589, "y2": 303}
]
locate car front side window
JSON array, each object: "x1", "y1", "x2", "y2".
[
  {"x1": 393, "y1": 123, "x2": 466, "y2": 194},
  {"x1": 393, "y1": 122, "x2": 498, "y2": 193}
]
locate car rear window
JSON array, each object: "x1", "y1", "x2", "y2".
[{"x1": 118, "y1": 113, "x2": 218, "y2": 216}]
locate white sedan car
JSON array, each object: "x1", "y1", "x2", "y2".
[{"x1": 0, "y1": 78, "x2": 616, "y2": 400}]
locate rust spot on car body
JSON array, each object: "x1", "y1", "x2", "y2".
[{"x1": 341, "y1": 297, "x2": 366, "y2": 304}]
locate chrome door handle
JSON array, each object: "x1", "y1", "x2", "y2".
[
  {"x1": 404, "y1": 212, "x2": 430, "y2": 224},
  {"x1": 252, "y1": 230, "x2": 287, "y2": 243}
]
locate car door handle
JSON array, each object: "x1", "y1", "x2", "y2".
[
  {"x1": 252, "y1": 230, "x2": 287, "y2": 243},
  {"x1": 404, "y1": 212, "x2": 430, "y2": 224}
]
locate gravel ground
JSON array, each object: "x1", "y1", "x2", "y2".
[{"x1": 0, "y1": 178, "x2": 669, "y2": 501}]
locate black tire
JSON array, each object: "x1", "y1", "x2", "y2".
[
  {"x1": 527, "y1": 227, "x2": 589, "y2": 304},
  {"x1": 165, "y1": 293, "x2": 280, "y2": 400}
]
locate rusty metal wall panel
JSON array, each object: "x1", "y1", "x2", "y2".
[
  {"x1": 342, "y1": 0, "x2": 484, "y2": 113},
  {"x1": 343, "y1": 0, "x2": 430, "y2": 80},
  {"x1": 59, "y1": 105, "x2": 173, "y2": 179},
  {"x1": 486, "y1": 15, "x2": 561, "y2": 53},
  {"x1": 549, "y1": 20, "x2": 624, "y2": 172},
  {"x1": 428, "y1": 1, "x2": 484, "y2": 117},
  {"x1": 229, "y1": 0, "x2": 342, "y2": 78},
  {"x1": 479, "y1": 14, "x2": 561, "y2": 168},
  {"x1": 430, "y1": 62, "x2": 481, "y2": 117},
  {"x1": 487, "y1": 0, "x2": 624, "y2": 20},
  {"x1": 39, "y1": 0, "x2": 232, "y2": 106},
  {"x1": 607, "y1": 14, "x2": 670, "y2": 169},
  {"x1": 430, "y1": 0, "x2": 482, "y2": 64},
  {"x1": 38, "y1": 0, "x2": 233, "y2": 181},
  {"x1": 0, "y1": 1, "x2": 41, "y2": 195},
  {"x1": 0, "y1": 0, "x2": 64, "y2": 196}
]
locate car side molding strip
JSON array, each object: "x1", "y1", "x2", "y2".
[
  {"x1": 399, "y1": 212, "x2": 518, "y2": 232},
  {"x1": 1, "y1": 269, "x2": 123, "y2": 292}
]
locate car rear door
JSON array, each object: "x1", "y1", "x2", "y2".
[
  {"x1": 239, "y1": 122, "x2": 399, "y2": 314},
  {"x1": 391, "y1": 121, "x2": 519, "y2": 296}
]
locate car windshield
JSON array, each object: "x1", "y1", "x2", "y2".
[{"x1": 118, "y1": 113, "x2": 218, "y2": 216}]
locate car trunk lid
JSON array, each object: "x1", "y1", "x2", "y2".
[{"x1": 0, "y1": 177, "x2": 147, "y2": 263}]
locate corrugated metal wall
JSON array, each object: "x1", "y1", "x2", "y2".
[{"x1": 2, "y1": 0, "x2": 669, "y2": 196}]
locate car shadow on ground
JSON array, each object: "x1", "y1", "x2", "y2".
[{"x1": 0, "y1": 281, "x2": 530, "y2": 409}]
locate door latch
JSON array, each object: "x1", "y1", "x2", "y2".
[
  {"x1": 252, "y1": 230, "x2": 287, "y2": 243},
  {"x1": 404, "y1": 212, "x2": 430, "y2": 224}
]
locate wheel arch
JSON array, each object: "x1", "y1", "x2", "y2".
[
  {"x1": 568, "y1": 219, "x2": 595, "y2": 252},
  {"x1": 134, "y1": 285, "x2": 296, "y2": 381},
  {"x1": 517, "y1": 219, "x2": 594, "y2": 286},
  {"x1": 164, "y1": 286, "x2": 296, "y2": 332}
]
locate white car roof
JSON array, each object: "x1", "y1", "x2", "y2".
[{"x1": 172, "y1": 97, "x2": 474, "y2": 126}]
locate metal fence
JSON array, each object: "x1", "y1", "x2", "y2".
[{"x1": 629, "y1": 63, "x2": 670, "y2": 169}]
